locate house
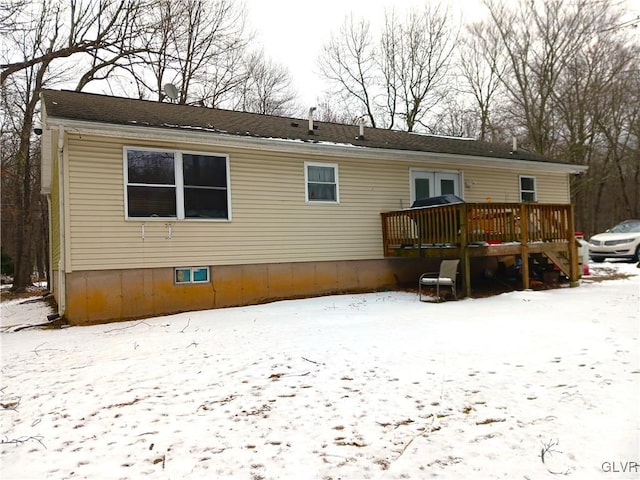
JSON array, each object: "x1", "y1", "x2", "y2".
[{"x1": 40, "y1": 89, "x2": 587, "y2": 325}]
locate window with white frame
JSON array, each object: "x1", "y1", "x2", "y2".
[
  {"x1": 519, "y1": 175, "x2": 537, "y2": 202},
  {"x1": 175, "y1": 266, "x2": 210, "y2": 284},
  {"x1": 305, "y1": 162, "x2": 339, "y2": 202},
  {"x1": 410, "y1": 170, "x2": 461, "y2": 204},
  {"x1": 125, "y1": 148, "x2": 230, "y2": 219}
]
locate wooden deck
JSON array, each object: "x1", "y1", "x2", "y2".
[{"x1": 381, "y1": 202, "x2": 580, "y2": 296}]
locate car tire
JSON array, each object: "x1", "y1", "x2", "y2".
[
  {"x1": 633, "y1": 245, "x2": 640, "y2": 263},
  {"x1": 591, "y1": 256, "x2": 605, "y2": 263}
]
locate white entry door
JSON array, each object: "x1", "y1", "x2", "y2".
[{"x1": 410, "y1": 170, "x2": 461, "y2": 204}]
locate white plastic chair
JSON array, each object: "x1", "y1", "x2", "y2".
[{"x1": 419, "y1": 259, "x2": 460, "y2": 301}]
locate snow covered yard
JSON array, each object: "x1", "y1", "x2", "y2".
[{"x1": 1, "y1": 263, "x2": 639, "y2": 479}]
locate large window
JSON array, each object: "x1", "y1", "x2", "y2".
[
  {"x1": 305, "y1": 162, "x2": 339, "y2": 202},
  {"x1": 519, "y1": 175, "x2": 537, "y2": 202},
  {"x1": 125, "y1": 148, "x2": 230, "y2": 220}
]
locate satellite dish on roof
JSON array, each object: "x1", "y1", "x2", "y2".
[{"x1": 163, "y1": 83, "x2": 179, "y2": 101}]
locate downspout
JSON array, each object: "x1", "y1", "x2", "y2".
[
  {"x1": 57, "y1": 125, "x2": 66, "y2": 317},
  {"x1": 46, "y1": 195, "x2": 52, "y2": 293}
]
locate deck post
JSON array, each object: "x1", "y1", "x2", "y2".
[
  {"x1": 567, "y1": 205, "x2": 580, "y2": 287},
  {"x1": 520, "y1": 204, "x2": 530, "y2": 289},
  {"x1": 380, "y1": 213, "x2": 389, "y2": 257},
  {"x1": 460, "y1": 204, "x2": 471, "y2": 297}
]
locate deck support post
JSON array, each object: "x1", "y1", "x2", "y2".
[
  {"x1": 520, "y1": 204, "x2": 530, "y2": 289},
  {"x1": 459, "y1": 204, "x2": 471, "y2": 297},
  {"x1": 521, "y1": 247, "x2": 530, "y2": 290},
  {"x1": 567, "y1": 205, "x2": 580, "y2": 287}
]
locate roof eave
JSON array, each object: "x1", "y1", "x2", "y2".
[{"x1": 42, "y1": 116, "x2": 588, "y2": 174}]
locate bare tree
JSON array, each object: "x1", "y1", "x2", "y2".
[
  {"x1": 319, "y1": 6, "x2": 458, "y2": 132},
  {"x1": 550, "y1": 12, "x2": 637, "y2": 232},
  {"x1": 478, "y1": 0, "x2": 613, "y2": 156},
  {"x1": 72, "y1": 8, "x2": 151, "y2": 91},
  {"x1": 130, "y1": 0, "x2": 250, "y2": 104},
  {"x1": 234, "y1": 51, "x2": 298, "y2": 116},
  {"x1": 386, "y1": 5, "x2": 458, "y2": 132},
  {"x1": 464, "y1": 0, "x2": 640, "y2": 235},
  {"x1": 429, "y1": 96, "x2": 479, "y2": 138},
  {"x1": 378, "y1": 12, "x2": 400, "y2": 130},
  {"x1": 0, "y1": 0, "x2": 27, "y2": 32},
  {"x1": 594, "y1": 54, "x2": 640, "y2": 221},
  {"x1": 1, "y1": 0, "x2": 146, "y2": 85},
  {"x1": 457, "y1": 22, "x2": 506, "y2": 141},
  {"x1": 1, "y1": 52, "x2": 49, "y2": 292},
  {"x1": 1, "y1": 0, "x2": 147, "y2": 292},
  {"x1": 313, "y1": 93, "x2": 361, "y2": 125},
  {"x1": 318, "y1": 14, "x2": 380, "y2": 127}
]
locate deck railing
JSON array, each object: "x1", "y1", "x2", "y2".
[{"x1": 381, "y1": 203, "x2": 574, "y2": 255}]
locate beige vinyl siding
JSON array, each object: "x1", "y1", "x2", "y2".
[
  {"x1": 66, "y1": 135, "x2": 401, "y2": 270},
  {"x1": 461, "y1": 166, "x2": 570, "y2": 203},
  {"x1": 530, "y1": 171, "x2": 570, "y2": 203},
  {"x1": 65, "y1": 134, "x2": 572, "y2": 271}
]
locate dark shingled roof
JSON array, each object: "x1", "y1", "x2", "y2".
[{"x1": 42, "y1": 89, "x2": 559, "y2": 163}]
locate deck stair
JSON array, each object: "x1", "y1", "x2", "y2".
[{"x1": 542, "y1": 250, "x2": 572, "y2": 277}]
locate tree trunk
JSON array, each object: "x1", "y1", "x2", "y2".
[{"x1": 10, "y1": 125, "x2": 34, "y2": 292}]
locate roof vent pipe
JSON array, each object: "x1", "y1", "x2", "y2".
[
  {"x1": 308, "y1": 107, "x2": 316, "y2": 134},
  {"x1": 358, "y1": 116, "x2": 365, "y2": 140},
  {"x1": 512, "y1": 137, "x2": 518, "y2": 153}
]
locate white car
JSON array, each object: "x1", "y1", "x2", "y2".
[{"x1": 589, "y1": 220, "x2": 640, "y2": 263}]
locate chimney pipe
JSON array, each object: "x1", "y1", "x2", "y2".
[
  {"x1": 308, "y1": 107, "x2": 316, "y2": 134},
  {"x1": 512, "y1": 137, "x2": 518, "y2": 153},
  {"x1": 358, "y1": 116, "x2": 365, "y2": 139}
]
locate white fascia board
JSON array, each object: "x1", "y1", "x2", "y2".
[{"x1": 44, "y1": 117, "x2": 588, "y2": 175}]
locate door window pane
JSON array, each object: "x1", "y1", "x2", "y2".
[
  {"x1": 440, "y1": 179, "x2": 455, "y2": 195},
  {"x1": 415, "y1": 178, "x2": 431, "y2": 200}
]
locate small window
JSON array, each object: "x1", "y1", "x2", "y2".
[
  {"x1": 175, "y1": 267, "x2": 210, "y2": 284},
  {"x1": 305, "y1": 162, "x2": 339, "y2": 202},
  {"x1": 520, "y1": 176, "x2": 537, "y2": 202}
]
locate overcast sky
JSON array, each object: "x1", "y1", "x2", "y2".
[
  {"x1": 243, "y1": 0, "x2": 487, "y2": 107},
  {"x1": 243, "y1": 0, "x2": 640, "y2": 108}
]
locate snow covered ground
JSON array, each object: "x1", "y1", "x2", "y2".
[{"x1": 1, "y1": 262, "x2": 639, "y2": 479}]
